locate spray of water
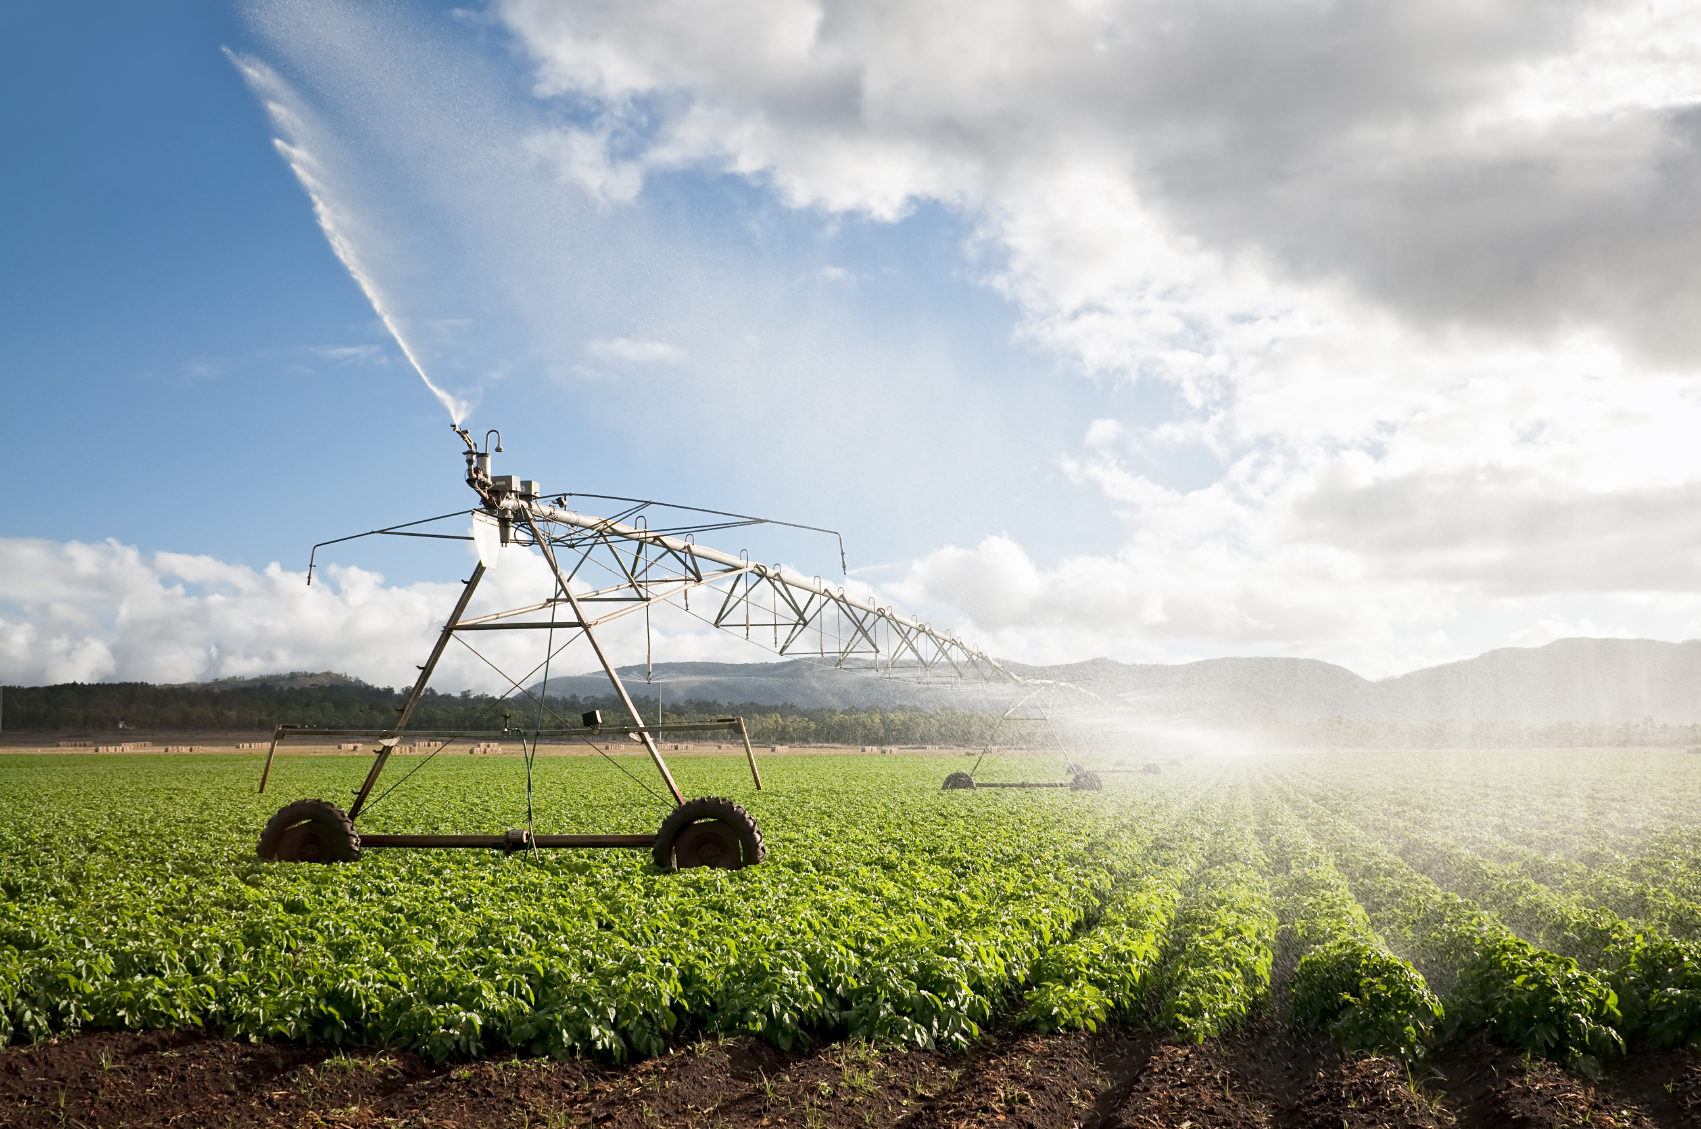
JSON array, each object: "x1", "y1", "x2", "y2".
[
  {"x1": 274, "y1": 142, "x2": 469, "y2": 423},
  {"x1": 227, "y1": 50, "x2": 468, "y2": 424}
]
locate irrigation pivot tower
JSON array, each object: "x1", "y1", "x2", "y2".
[{"x1": 257, "y1": 426, "x2": 1046, "y2": 870}]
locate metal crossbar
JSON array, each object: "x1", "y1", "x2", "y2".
[
  {"x1": 270, "y1": 429, "x2": 1107, "y2": 824},
  {"x1": 484, "y1": 497, "x2": 1030, "y2": 687}
]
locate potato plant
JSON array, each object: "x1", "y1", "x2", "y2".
[
  {"x1": 6, "y1": 747, "x2": 1701, "y2": 1068},
  {"x1": 1259, "y1": 795, "x2": 1440, "y2": 1059},
  {"x1": 0, "y1": 753, "x2": 1158, "y2": 1058}
]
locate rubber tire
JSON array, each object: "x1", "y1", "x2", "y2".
[
  {"x1": 257, "y1": 799, "x2": 361, "y2": 863},
  {"x1": 942, "y1": 772, "x2": 976, "y2": 790},
  {"x1": 1070, "y1": 771, "x2": 1103, "y2": 792},
  {"x1": 652, "y1": 797, "x2": 765, "y2": 871}
]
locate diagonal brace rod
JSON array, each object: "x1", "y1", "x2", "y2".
[
  {"x1": 524, "y1": 512, "x2": 686, "y2": 806},
  {"x1": 347, "y1": 562, "x2": 487, "y2": 818}
]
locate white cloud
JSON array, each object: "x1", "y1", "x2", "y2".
[
  {"x1": 586, "y1": 336, "x2": 689, "y2": 364},
  {"x1": 1509, "y1": 616, "x2": 1638, "y2": 649},
  {"x1": 1084, "y1": 418, "x2": 1123, "y2": 447},
  {"x1": 0, "y1": 537, "x2": 455, "y2": 687},
  {"x1": 224, "y1": 0, "x2": 1701, "y2": 675},
  {"x1": 311, "y1": 344, "x2": 385, "y2": 362},
  {"x1": 488, "y1": 0, "x2": 1701, "y2": 671},
  {"x1": 0, "y1": 537, "x2": 843, "y2": 691},
  {"x1": 523, "y1": 127, "x2": 643, "y2": 204},
  {"x1": 886, "y1": 351, "x2": 1701, "y2": 673},
  {"x1": 495, "y1": 0, "x2": 1701, "y2": 366}
]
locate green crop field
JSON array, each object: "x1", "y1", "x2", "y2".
[{"x1": 3, "y1": 748, "x2": 1700, "y2": 1075}]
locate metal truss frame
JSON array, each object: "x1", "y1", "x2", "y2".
[{"x1": 268, "y1": 428, "x2": 1107, "y2": 827}]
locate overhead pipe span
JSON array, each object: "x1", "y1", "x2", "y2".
[{"x1": 500, "y1": 495, "x2": 1024, "y2": 686}]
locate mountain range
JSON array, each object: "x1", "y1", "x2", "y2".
[{"x1": 532, "y1": 638, "x2": 1701, "y2": 726}]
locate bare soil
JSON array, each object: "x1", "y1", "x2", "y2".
[{"x1": 5, "y1": 1023, "x2": 1698, "y2": 1129}]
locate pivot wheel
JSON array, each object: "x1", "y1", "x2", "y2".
[
  {"x1": 942, "y1": 771, "x2": 976, "y2": 790},
  {"x1": 1070, "y1": 771, "x2": 1103, "y2": 791},
  {"x1": 257, "y1": 798, "x2": 361, "y2": 863},
  {"x1": 653, "y1": 797, "x2": 765, "y2": 871}
]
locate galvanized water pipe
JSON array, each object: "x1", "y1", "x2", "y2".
[{"x1": 502, "y1": 497, "x2": 1019, "y2": 681}]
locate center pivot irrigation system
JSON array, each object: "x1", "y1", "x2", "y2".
[
  {"x1": 942, "y1": 683, "x2": 1107, "y2": 793},
  {"x1": 257, "y1": 427, "x2": 1108, "y2": 871}
]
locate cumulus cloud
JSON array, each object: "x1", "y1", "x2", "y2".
[
  {"x1": 888, "y1": 353, "x2": 1701, "y2": 672},
  {"x1": 524, "y1": 127, "x2": 644, "y2": 204},
  {"x1": 1295, "y1": 467, "x2": 1701, "y2": 593},
  {"x1": 1084, "y1": 419, "x2": 1124, "y2": 448},
  {"x1": 0, "y1": 534, "x2": 887, "y2": 690},
  {"x1": 0, "y1": 538, "x2": 453, "y2": 687},
  {"x1": 487, "y1": 0, "x2": 1701, "y2": 674},
  {"x1": 586, "y1": 336, "x2": 688, "y2": 364},
  {"x1": 214, "y1": 0, "x2": 1701, "y2": 676},
  {"x1": 496, "y1": 0, "x2": 1701, "y2": 366}
]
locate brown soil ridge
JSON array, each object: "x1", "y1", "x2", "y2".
[{"x1": 3, "y1": 1023, "x2": 1699, "y2": 1128}]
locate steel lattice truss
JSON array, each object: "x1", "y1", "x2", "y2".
[
  {"x1": 298, "y1": 430, "x2": 1110, "y2": 816},
  {"x1": 472, "y1": 496, "x2": 1019, "y2": 686}
]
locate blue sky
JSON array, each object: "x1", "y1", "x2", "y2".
[
  {"x1": 0, "y1": 2, "x2": 1127, "y2": 575},
  {"x1": 5, "y1": 0, "x2": 1701, "y2": 689}
]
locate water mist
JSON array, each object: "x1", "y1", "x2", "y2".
[{"x1": 227, "y1": 49, "x2": 468, "y2": 425}]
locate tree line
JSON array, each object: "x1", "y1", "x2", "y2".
[
  {"x1": 17, "y1": 679, "x2": 1685, "y2": 750},
  {"x1": 0, "y1": 679, "x2": 1011, "y2": 747}
]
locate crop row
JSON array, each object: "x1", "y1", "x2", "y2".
[
  {"x1": 1289, "y1": 759, "x2": 1680, "y2": 942},
  {"x1": 1021, "y1": 777, "x2": 1281, "y2": 1043},
  {"x1": 1020, "y1": 802, "x2": 1205, "y2": 1032},
  {"x1": 1266, "y1": 774, "x2": 1625, "y2": 1072},
  {"x1": 1309, "y1": 781, "x2": 1701, "y2": 944},
  {"x1": 6, "y1": 749, "x2": 1701, "y2": 1069},
  {"x1": 1152, "y1": 783, "x2": 1276, "y2": 1040},
  {"x1": 1256, "y1": 792, "x2": 1441, "y2": 1059},
  {"x1": 0, "y1": 754, "x2": 1183, "y2": 1059},
  {"x1": 1295, "y1": 752, "x2": 1693, "y2": 883},
  {"x1": 1279, "y1": 757, "x2": 1701, "y2": 1064}
]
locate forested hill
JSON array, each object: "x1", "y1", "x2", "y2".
[
  {"x1": 14, "y1": 636, "x2": 1701, "y2": 745},
  {"x1": 2, "y1": 676, "x2": 495, "y2": 733},
  {"x1": 1008, "y1": 637, "x2": 1701, "y2": 726},
  {"x1": 0, "y1": 675, "x2": 1001, "y2": 747}
]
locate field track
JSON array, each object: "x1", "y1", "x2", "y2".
[{"x1": 6, "y1": 1017, "x2": 1699, "y2": 1126}]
